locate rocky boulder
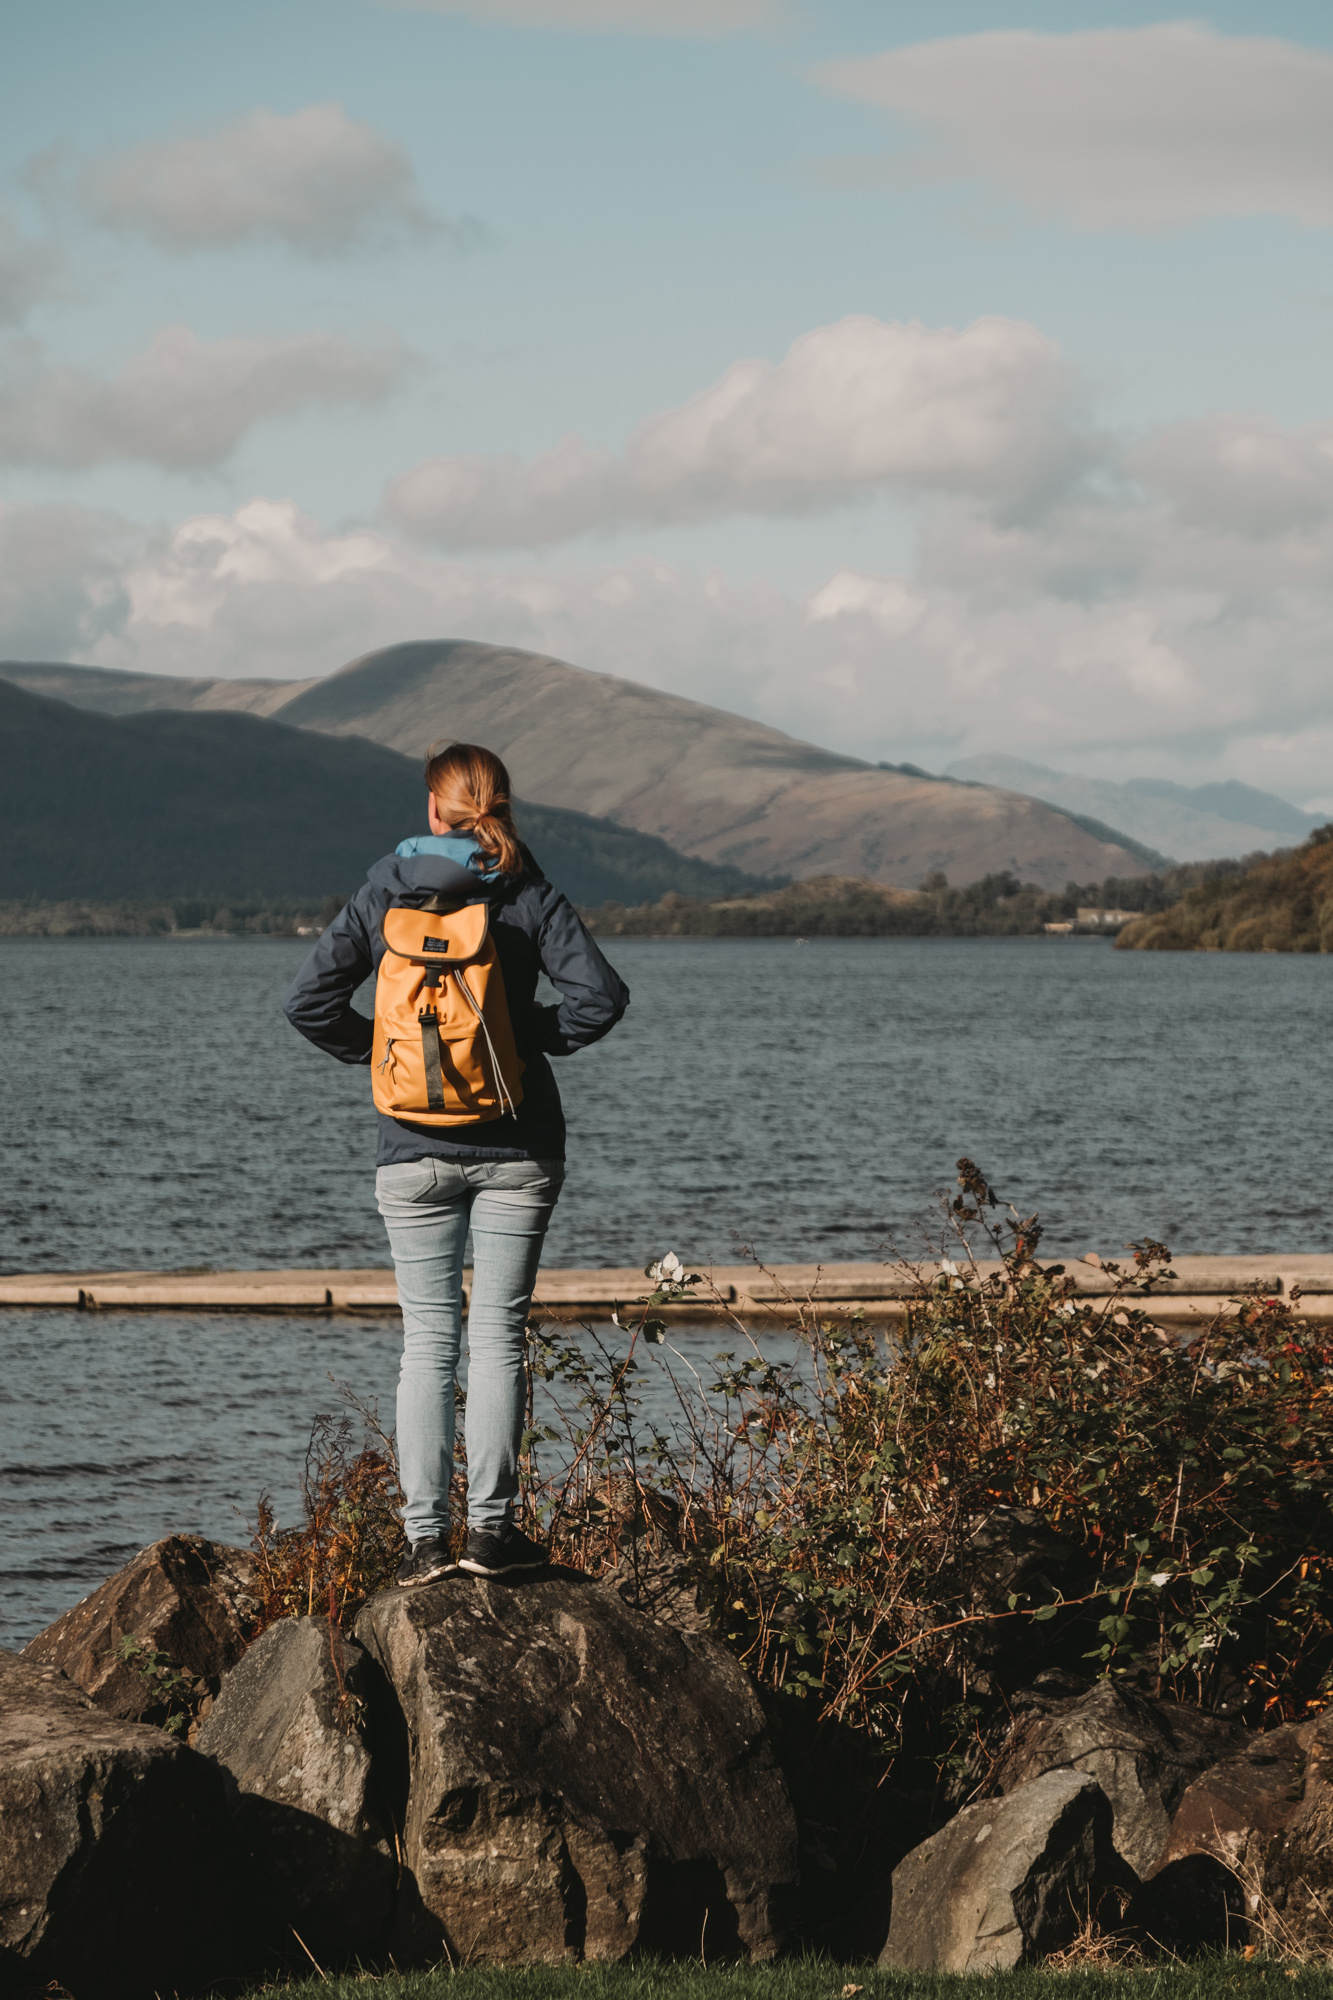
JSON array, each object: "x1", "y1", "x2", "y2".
[
  {"x1": 990, "y1": 1674, "x2": 1241, "y2": 1875},
  {"x1": 197, "y1": 1615, "x2": 397, "y2": 1967},
  {"x1": 1156, "y1": 1718, "x2": 1316, "y2": 1879},
  {"x1": 22, "y1": 1534, "x2": 258, "y2": 1731},
  {"x1": 355, "y1": 1569, "x2": 798, "y2": 1965},
  {"x1": 880, "y1": 1771, "x2": 1132, "y2": 1973},
  {"x1": 0, "y1": 1647, "x2": 235, "y2": 1999},
  {"x1": 1255, "y1": 1714, "x2": 1333, "y2": 1953}
]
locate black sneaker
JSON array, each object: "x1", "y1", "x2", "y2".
[
  {"x1": 458, "y1": 1522, "x2": 547, "y2": 1577},
  {"x1": 395, "y1": 1535, "x2": 456, "y2": 1588}
]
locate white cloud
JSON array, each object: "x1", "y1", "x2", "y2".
[
  {"x1": 1132, "y1": 416, "x2": 1333, "y2": 536},
  {"x1": 0, "y1": 503, "x2": 135, "y2": 660},
  {"x1": 0, "y1": 325, "x2": 415, "y2": 471},
  {"x1": 0, "y1": 456, "x2": 1325, "y2": 801},
  {"x1": 0, "y1": 210, "x2": 59, "y2": 325},
  {"x1": 386, "y1": 314, "x2": 1086, "y2": 546},
  {"x1": 816, "y1": 23, "x2": 1333, "y2": 229},
  {"x1": 81, "y1": 103, "x2": 448, "y2": 253},
  {"x1": 374, "y1": 0, "x2": 781, "y2": 35}
]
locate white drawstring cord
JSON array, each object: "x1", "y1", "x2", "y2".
[{"x1": 451, "y1": 968, "x2": 520, "y2": 1118}]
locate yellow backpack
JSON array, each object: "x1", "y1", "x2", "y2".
[{"x1": 371, "y1": 900, "x2": 525, "y2": 1126}]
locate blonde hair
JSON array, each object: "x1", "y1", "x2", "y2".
[{"x1": 424, "y1": 741, "x2": 523, "y2": 878}]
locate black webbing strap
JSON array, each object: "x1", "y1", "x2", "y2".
[{"x1": 418, "y1": 1007, "x2": 446, "y2": 1111}]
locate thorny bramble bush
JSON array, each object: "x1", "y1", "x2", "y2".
[
  {"x1": 516, "y1": 1164, "x2": 1333, "y2": 1781},
  {"x1": 255, "y1": 1163, "x2": 1333, "y2": 1781}
]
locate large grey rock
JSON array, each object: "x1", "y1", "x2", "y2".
[
  {"x1": 197, "y1": 1615, "x2": 397, "y2": 1965},
  {"x1": 880, "y1": 1771, "x2": 1130, "y2": 1973},
  {"x1": 0, "y1": 1647, "x2": 234, "y2": 1998},
  {"x1": 990, "y1": 1675, "x2": 1240, "y2": 1875},
  {"x1": 355, "y1": 1569, "x2": 798, "y2": 1965},
  {"x1": 22, "y1": 1534, "x2": 258, "y2": 1731},
  {"x1": 1256, "y1": 1714, "x2": 1333, "y2": 1952}
]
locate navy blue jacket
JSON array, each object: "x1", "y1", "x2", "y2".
[{"x1": 282, "y1": 848, "x2": 629, "y2": 1164}]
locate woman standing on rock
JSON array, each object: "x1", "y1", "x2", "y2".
[{"x1": 284, "y1": 742, "x2": 629, "y2": 1586}]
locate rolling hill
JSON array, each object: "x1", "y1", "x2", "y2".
[
  {"x1": 0, "y1": 679, "x2": 774, "y2": 907},
  {"x1": 1, "y1": 644, "x2": 1155, "y2": 892}
]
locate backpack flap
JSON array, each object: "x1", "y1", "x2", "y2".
[{"x1": 381, "y1": 900, "x2": 489, "y2": 969}]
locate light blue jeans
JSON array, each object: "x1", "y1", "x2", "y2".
[{"x1": 375, "y1": 1156, "x2": 564, "y2": 1545}]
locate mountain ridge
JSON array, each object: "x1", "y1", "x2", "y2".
[{"x1": 0, "y1": 644, "x2": 1154, "y2": 892}]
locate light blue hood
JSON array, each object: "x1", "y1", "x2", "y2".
[{"x1": 395, "y1": 832, "x2": 497, "y2": 876}]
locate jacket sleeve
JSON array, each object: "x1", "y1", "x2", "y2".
[
  {"x1": 282, "y1": 887, "x2": 377, "y2": 1065},
  {"x1": 528, "y1": 887, "x2": 630, "y2": 1057}
]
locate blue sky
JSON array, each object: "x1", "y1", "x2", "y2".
[{"x1": 5, "y1": 1, "x2": 1333, "y2": 801}]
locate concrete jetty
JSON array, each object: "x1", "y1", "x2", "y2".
[{"x1": 2, "y1": 1257, "x2": 1332, "y2": 1324}]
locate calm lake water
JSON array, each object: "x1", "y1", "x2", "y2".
[{"x1": 2, "y1": 933, "x2": 1329, "y2": 1646}]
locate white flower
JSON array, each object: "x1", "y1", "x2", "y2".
[{"x1": 1151, "y1": 1572, "x2": 1173, "y2": 1588}]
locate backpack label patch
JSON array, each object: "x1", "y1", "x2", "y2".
[{"x1": 421, "y1": 935, "x2": 453, "y2": 953}]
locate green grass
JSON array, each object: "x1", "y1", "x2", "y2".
[{"x1": 235, "y1": 1957, "x2": 1332, "y2": 1999}]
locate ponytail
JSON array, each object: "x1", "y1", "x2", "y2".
[{"x1": 424, "y1": 741, "x2": 523, "y2": 878}]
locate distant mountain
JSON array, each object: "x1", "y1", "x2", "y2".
[
  {"x1": 0, "y1": 645, "x2": 1155, "y2": 891},
  {"x1": 1116, "y1": 829, "x2": 1333, "y2": 952},
  {"x1": 0, "y1": 658, "x2": 316, "y2": 718},
  {"x1": 874, "y1": 760, "x2": 1168, "y2": 870},
  {"x1": 0, "y1": 680, "x2": 775, "y2": 907},
  {"x1": 1123, "y1": 777, "x2": 1321, "y2": 843},
  {"x1": 946, "y1": 753, "x2": 1324, "y2": 863}
]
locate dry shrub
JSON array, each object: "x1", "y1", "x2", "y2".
[
  {"x1": 519, "y1": 1166, "x2": 1333, "y2": 1790},
  {"x1": 1231, "y1": 1844, "x2": 1333, "y2": 1969},
  {"x1": 1043, "y1": 1891, "x2": 1142, "y2": 1971},
  {"x1": 250, "y1": 1399, "x2": 413, "y2": 1632}
]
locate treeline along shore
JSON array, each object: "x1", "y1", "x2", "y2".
[
  {"x1": 582, "y1": 861, "x2": 1245, "y2": 940},
  {"x1": 1117, "y1": 824, "x2": 1333, "y2": 953},
  {"x1": 0, "y1": 895, "x2": 346, "y2": 938},
  {"x1": 0, "y1": 864, "x2": 1226, "y2": 940},
  {"x1": 4, "y1": 813, "x2": 1330, "y2": 950}
]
